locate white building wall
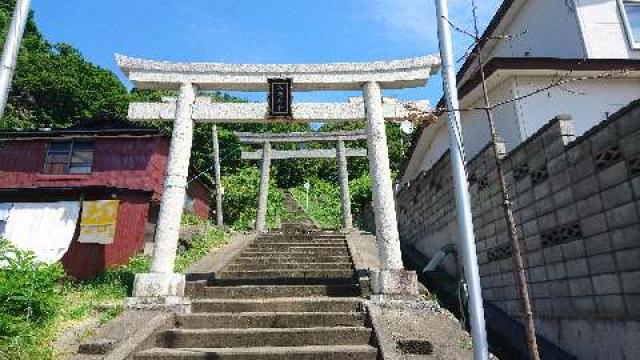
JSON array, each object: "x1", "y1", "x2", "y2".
[
  {"x1": 513, "y1": 76, "x2": 640, "y2": 138},
  {"x1": 490, "y1": 0, "x2": 586, "y2": 59},
  {"x1": 461, "y1": 79, "x2": 521, "y2": 157},
  {"x1": 415, "y1": 122, "x2": 448, "y2": 175},
  {"x1": 402, "y1": 79, "x2": 520, "y2": 184},
  {"x1": 575, "y1": 0, "x2": 640, "y2": 59},
  {"x1": 461, "y1": 0, "x2": 587, "y2": 84}
]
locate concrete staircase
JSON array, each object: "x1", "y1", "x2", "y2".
[{"x1": 134, "y1": 226, "x2": 379, "y2": 359}]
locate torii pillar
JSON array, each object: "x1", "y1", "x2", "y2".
[
  {"x1": 129, "y1": 83, "x2": 196, "y2": 308},
  {"x1": 363, "y1": 81, "x2": 416, "y2": 295},
  {"x1": 335, "y1": 140, "x2": 353, "y2": 230},
  {"x1": 255, "y1": 141, "x2": 272, "y2": 232}
]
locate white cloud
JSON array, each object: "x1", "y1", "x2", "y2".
[
  {"x1": 367, "y1": 0, "x2": 437, "y2": 46},
  {"x1": 365, "y1": 0, "x2": 502, "y2": 51}
]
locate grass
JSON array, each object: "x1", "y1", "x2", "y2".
[
  {"x1": 0, "y1": 214, "x2": 228, "y2": 359},
  {"x1": 222, "y1": 167, "x2": 295, "y2": 230},
  {"x1": 290, "y1": 181, "x2": 342, "y2": 229},
  {"x1": 175, "y1": 215, "x2": 228, "y2": 272}
]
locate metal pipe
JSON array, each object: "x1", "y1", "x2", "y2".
[
  {"x1": 423, "y1": 244, "x2": 456, "y2": 272},
  {"x1": 0, "y1": 0, "x2": 31, "y2": 121},
  {"x1": 434, "y1": 0, "x2": 489, "y2": 358}
]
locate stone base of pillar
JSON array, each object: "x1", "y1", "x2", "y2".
[
  {"x1": 125, "y1": 273, "x2": 191, "y2": 313},
  {"x1": 124, "y1": 295, "x2": 191, "y2": 313},
  {"x1": 370, "y1": 269, "x2": 419, "y2": 298},
  {"x1": 340, "y1": 227, "x2": 356, "y2": 234}
]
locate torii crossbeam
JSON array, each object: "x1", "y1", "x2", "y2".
[
  {"x1": 128, "y1": 97, "x2": 429, "y2": 124},
  {"x1": 241, "y1": 148, "x2": 366, "y2": 160},
  {"x1": 236, "y1": 130, "x2": 367, "y2": 231}
]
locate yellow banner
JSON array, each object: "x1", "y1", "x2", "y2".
[{"x1": 78, "y1": 200, "x2": 119, "y2": 244}]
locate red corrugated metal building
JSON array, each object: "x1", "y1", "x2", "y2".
[{"x1": 0, "y1": 120, "x2": 213, "y2": 279}]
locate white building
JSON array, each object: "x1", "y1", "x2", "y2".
[{"x1": 401, "y1": 0, "x2": 640, "y2": 184}]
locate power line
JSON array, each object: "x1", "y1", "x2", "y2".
[{"x1": 187, "y1": 149, "x2": 238, "y2": 185}]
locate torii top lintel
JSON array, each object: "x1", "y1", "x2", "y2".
[{"x1": 115, "y1": 54, "x2": 441, "y2": 91}]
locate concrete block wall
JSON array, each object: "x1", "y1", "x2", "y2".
[{"x1": 395, "y1": 100, "x2": 640, "y2": 359}]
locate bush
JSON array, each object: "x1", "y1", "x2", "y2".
[
  {"x1": 349, "y1": 174, "x2": 372, "y2": 217},
  {"x1": 292, "y1": 179, "x2": 342, "y2": 229},
  {"x1": 290, "y1": 175, "x2": 373, "y2": 229},
  {"x1": 0, "y1": 239, "x2": 65, "y2": 328},
  {"x1": 175, "y1": 225, "x2": 227, "y2": 273},
  {"x1": 181, "y1": 211, "x2": 205, "y2": 226},
  {"x1": 79, "y1": 254, "x2": 151, "y2": 299},
  {"x1": 222, "y1": 167, "x2": 286, "y2": 229},
  {"x1": 0, "y1": 238, "x2": 64, "y2": 359}
]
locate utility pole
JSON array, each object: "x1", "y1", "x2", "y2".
[
  {"x1": 0, "y1": 0, "x2": 31, "y2": 122},
  {"x1": 469, "y1": 1, "x2": 540, "y2": 358},
  {"x1": 434, "y1": 0, "x2": 489, "y2": 358},
  {"x1": 211, "y1": 125, "x2": 224, "y2": 227}
]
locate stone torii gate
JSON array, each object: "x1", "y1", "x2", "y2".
[
  {"x1": 116, "y1": 54, "x2": 439, "y2": 305},
  {"x1": 236, "y1": 130, "x2": 368, "y2": 231}
]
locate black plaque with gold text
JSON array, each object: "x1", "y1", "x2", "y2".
[{"x1": 268, "y1": 78, "x2": 292, "y2": 117}]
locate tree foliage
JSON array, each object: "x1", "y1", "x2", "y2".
[
  {"x1": 0, "y1": 1, "x2": 129, "y2": 128},
  {"x1": 221, "y1": 167, "x2": 287, "y2": 229}
]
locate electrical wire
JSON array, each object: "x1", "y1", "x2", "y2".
[{"x1": 186, "y1": 149, "x2": 238, "y2": 185}]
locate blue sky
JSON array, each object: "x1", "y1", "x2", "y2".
[{"x1": 31, "y1": 0, "x2": 501, "y2": 104}]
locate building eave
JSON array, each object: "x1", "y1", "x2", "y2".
[
  {"x1": 456, "y1": 57, "x2": 640, "y2": 103},
  {"x1": 0, "y1": 128, "x2": 163, "y2": 140}
]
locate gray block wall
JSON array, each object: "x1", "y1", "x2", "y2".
[{"x1": 395, "y1": 100, "x2": 640, "y2": 359}]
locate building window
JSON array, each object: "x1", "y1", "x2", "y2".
[
  {"x1": 621, "y1": 0, "x2": 640, "y2": 48},
  {"x1": 43, "y1": 140, "x2": 94, "y2": 174}
]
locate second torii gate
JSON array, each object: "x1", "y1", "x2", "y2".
[{"x1": 236, "y1": 130, "x2": 368, "y2": 231}]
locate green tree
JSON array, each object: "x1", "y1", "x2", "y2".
[{"x1": 0, "y1": 0, "x2": 129, "y2": 128}]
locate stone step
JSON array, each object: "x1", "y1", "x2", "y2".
[
  {"x1": 257, "y1": 235, "x2": 345, "y2": 241},
  {"x1": 259, "y1": 235, "x2": 345, "y2": 240},
  {"x1": 212, "y1": 278, "x2": 356, "y2": 286},
  {"x1": 159, "y1": 327, "x2": 373, "y2": 348},
  {"x1": 244, "y1": 247, "x2": 349, "y2": 254},
  {"x1": 175, "y1": 311, "x2": 366, "y2": 328},
  {"x1": 135, "y1": 345, "x2": 377, "y2": 360},
  {"x1": 241, "y1": 248, "x2": 349, "y2": 256},
  {"x1": 248, "y1": 242, "x2": 348, "y2": 248},
  {"x1": 186, "y1": 280, "x2": 358, "y2": 298},
  {"x1": 212, "y1": 276, "x2": 355, "y2": 286},
  {"x1": 226, "y1": 262, "x2": 353, "y2": 271},
  {"x1": 232, "y1": 255, "x2": 352, "y2": 264},
  {"x1": 219, "y1": 269, "x2": 354, "y2": 280},
  {"x1": 255, "y1": 238, "x2": 347, "y2": 244},
  {"x1": 245, "y1": 244, "x2": 349, "y2": 249},
  {"x1": 196, "y1": 284, "x2": 360, "y2": 298},
  {"x1": 191, "y1": 297, "x2": 363, "y2": 313}
]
